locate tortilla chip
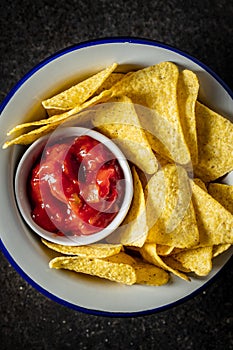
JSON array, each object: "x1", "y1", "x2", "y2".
[
  {"x1": 133, "y1": 259, "x2": 169, "y2": 286},
  {"x1": 154, "y1": 152, "x2": 172, "y2": 168},
  {"x1": 208, "y1": 183, "x2": 233, "y2": 258},
  {"x1": 107, "y1": 166, "x2": 148, "y2": 247},
  {"x1": 208, "y1": 183, "x2": 233, "y2": 214},
  {"x1": 42, "y1": 239, "x2": 122, "y2": 258},
  {"x1": 106, "y1": 253, "x2": 169, "y2": 286},
  {"x1": 3, "y1": 121, "x2": 61, "y2": 148},
  {"x1": 156, "y1": 245, "x2": 174, "y2": 256},
  {"x1": 134, "y1": 166, "x2": 150, "y2": 191},
  {"x1": 191, "y1": 180, "x2": 233, "y2": 246},
  {"x1": 194, "y1": 102, "x2": 233, "y2": 182},
  {"x1": 109, "y1": 62, "x2": 191, "y2": 165},
  {"x1": 42, "y1": 63, "x2": 118, "y2": 115},
  {"x1": 163, "y1": 256, "x2": 191, "y2": 273},
  {"x1": 94, "y1": 72, "x2": 126, "y2": 95},
  {"x1": 139, "y1": 243, "x2": 190, "y2": 281},
  {"x1": 177, "y1": 69, "x2": 199, "y2": 165},
  {"x1": 3, "y1": 90, "x2": 112, "y2": 148},
  {"x1": 146, "y1": 164, "x2": 199, "y2": 248},
  {"x1": 49, "y1": 254, "x2": 136, "y2": 285},
  {"x1": 194, "y1": 178, "x2": 207, "y2": 191},
  {"x1": 172, "y1": 246, "x2": 213, "y2": 276},
  {"x1": 6, "y1": 88, "x2": 112, "y2": 136},
  {"x1": 212, "y1": 244, "x2": 231, "y2": 258},
  {"x1": 92, "y1": 96, "x2": 158, "y2": 174},
  {"x1": 104, "y1": 252, "x2": 136, "y2": 265}
]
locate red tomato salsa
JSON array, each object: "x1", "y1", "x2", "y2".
[{"x1": 28, "y1": 135, "x2": 125, "y2": 236}]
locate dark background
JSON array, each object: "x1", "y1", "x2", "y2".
[{"x1": 0, "y1": 0, "x2": 232, "y2": 349}]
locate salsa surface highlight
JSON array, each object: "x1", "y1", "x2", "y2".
[{"x1": 28, "y1": 135, "x2": 125, "y2": 236}]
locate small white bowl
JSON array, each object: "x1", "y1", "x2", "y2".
[{"x1": 14, "y1": 126, "x2": 133, "y2": 246}]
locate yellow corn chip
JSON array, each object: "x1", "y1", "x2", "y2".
[
  {"x1": 107, "y1": 166, "x2": 148, "y2": 247},
  {"x1": 194, "y1": 102, "x2": 233, "y2": 182},
  {"x1": 134, "y1": 166, "x2": 150, "y2": 191},
  {"x1": 208, "y1": 183, "x2": 233, "y2": 258},
  {"x1": 191, "y1": 180, "x2": 233, "y2": 246},
  {"x1": 3, "y1": 90, "x2": 112, "y2": 148},
  {"x1": 154, "y1": 152, "x2": 172, "y2": 168},
  {"x1": 169, "y1": 247, "x2": 183, "y2": 255},
  {"x1": 94, "y1": 72, "x2": 126, "y2": 96},
  {"x1": 139, "y1": 243, "x2": 190, "y2": 281},
  {"x1": 163, "y1": 256, "x2": 191, "y2": 273},
  {"x1": 177, "y1": 69, "x2": 199, "y2": 165},
  {"x1": 110, "y1": 62, "x2": 191, "y2": 165},
  {"x1": 207, "y1": 183, "x2": 233, "y2": 259},
  {"x1": 106, "y1": 253, "x2": 169, "y2": 286},
  {"x1": 103, "y1": 252, "x2": 136, "y2": 265},
  {"x1": 92, "y1": 96, "x2": 158, "y2": 174},
  {"x1": 212, "y1": 244, "x2": 231, "y2": 258},
  {"x1": 42, "y1": 63, "x2": 118, "y2": 114},
  {"x1": 3, "y1": 121, "x2": 61, "y2": 148},
  {"x1": 42, "y1": 239, "x2": 122, "y2": 258},
  {"x1": 133, "y1": 260, "x2": 169, "y2": 286},
  {"x1": 172, "y1": 246, "x2": 213, "y2": 276},
  {"x1": 6, "y1": 89, "x2": 112, "y2": 137},
  {"x1": 156, "y1": 245, "x2": 174, "y2": 256},
  {"x1": 193, "y1": 178, "x2": 207, "y2": 191},
  {"x1": 208, "y1": 183, "x2": 233, "y2": 214},
  {"x1": 49, "y1": 254, "x2": 136, "y2": 285},
  {"x1": 146, "y1": 164, "x2": 199, "y2": 248}
]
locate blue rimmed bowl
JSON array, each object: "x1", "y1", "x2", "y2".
[{"x1": 0, "y1": 38, "x2": 232, "y2": 317}]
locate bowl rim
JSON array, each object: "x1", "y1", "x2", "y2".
[{"x1": 0, "y1": 37, "x2": 232, "y2": 317}]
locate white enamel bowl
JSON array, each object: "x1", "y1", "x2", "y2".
[{"x1": 0, "y1": 38, "x2": 232, "y2": 316}]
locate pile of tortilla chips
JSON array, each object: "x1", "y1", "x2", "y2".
[{"x1": 4, "y1": 62, "x2": 233, "y2": 286}]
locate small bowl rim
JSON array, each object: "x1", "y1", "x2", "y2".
[{"x1": 14, "y1": 126, "x2": 134, "y2": 246}]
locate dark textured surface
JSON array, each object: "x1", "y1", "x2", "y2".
[{"x1": 0, "y1": 0, "x2": 233, "y2": 349}]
